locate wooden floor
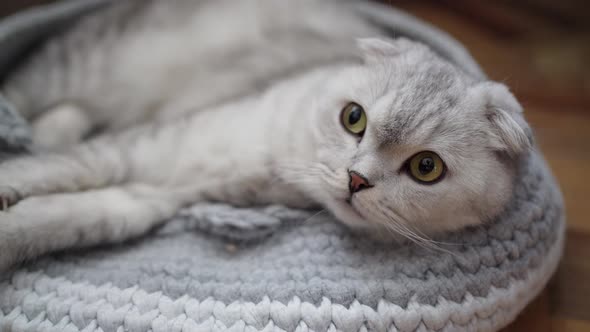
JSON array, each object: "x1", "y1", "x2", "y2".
[
  {"x1": 1, "y1": 1, "x2": 589, "y2": 330},
  {"x1": 385, "y1": 1, "x2": 590, "y2": 330}
]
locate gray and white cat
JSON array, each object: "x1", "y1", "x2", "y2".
[{"x1": 0, "y1": 0, "x2": 531, "y2": 270}]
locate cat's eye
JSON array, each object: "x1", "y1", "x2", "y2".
[
  {"x1": 340, "y1": 102, "x2": 367, "y2": 136},
  {"x1": 407, "y1": 151, "x2": 446, "y2": 184}
]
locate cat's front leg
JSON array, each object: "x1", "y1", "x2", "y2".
[
  {"x1": 0, "y1": 120, "x2": 189, "y2": 210},
  {"x1": 0, "y1": 184, "x2": 184, "y2": 271},
  {"x1": 0, "y1": 143, "x2": 127, "y2": 211}
]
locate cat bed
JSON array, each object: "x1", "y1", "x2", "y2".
[{"x1": 0, "y1": 1, "x2": 565, "y2": 331}]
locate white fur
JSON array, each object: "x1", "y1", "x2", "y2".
[
  {"x1": 0, "y1": 1, "x2": 531, "y2": 270},
  {"x1": 32, "y1": 103, "x2": 92, "y2": 149}
]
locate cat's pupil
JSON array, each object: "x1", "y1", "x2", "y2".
[
  {"x1": 348, "y1": 108, "x2": 362, "y2": 125},
  {"x1": 418, "y1": 157, "x2": 435, "y2": 175}
]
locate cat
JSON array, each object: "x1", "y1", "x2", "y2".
[{"x1": 0, "y1": 0, "x2": 532, "y2": 270}]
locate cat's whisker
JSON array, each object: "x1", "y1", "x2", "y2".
[
  {"x1": 386, "y1": 206, "x2": 463, "y2": 248},
  {"x1": 302, "y1": 209, "x2": 327, "y2": 224},
  {"x1": 391, "y1": 219, "x2": 448, "y2": 251},
  {"x1": 376, "y1": 205, "x2": 459, "y2": 256},
  {"x1": 381, "y1": 220, "x2": 438, "y2": 253},
  {"x1": 382, "y1": 205, "x2": 455, "y2": 244},
  {"x1": 367, "y1": 204, "x2": 435, "y2": 249}
]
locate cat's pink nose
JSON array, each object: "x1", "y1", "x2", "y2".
[{"x1": 348, "y1": 170, "x2": 373, "y2": 194}]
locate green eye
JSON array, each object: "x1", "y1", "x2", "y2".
[
  {"x1": 408, "y1": 151, "x2": 446, "y2": 184},
  {"x1": 340, "y1": 102, "x2": 367, "y2": 136}
]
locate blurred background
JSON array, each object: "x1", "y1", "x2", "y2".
[{"x1": 1, "y1": 1, "x2": 589, "y2": 331}]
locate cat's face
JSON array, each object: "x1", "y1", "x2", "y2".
[{"x1": 300, "y1": 38, "x2": 532, "y2": 239}]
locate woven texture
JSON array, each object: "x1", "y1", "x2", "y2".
[
  {"x1": 0, "y1": 152, "x2": 565, "y2": 332},
  {"x1": 0, "y1": 1, "x2": 565, "y2": 331}
]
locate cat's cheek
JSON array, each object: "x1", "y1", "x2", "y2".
[
  {"x1": 478, "y1": 167, "x2": 515, "y2": 222},
  {"x1": 423, "y1": 193, "x2": 485, "y2": 234},
  {"x1": 316, "y1": 146, "x2": 352, "y2": 174}
]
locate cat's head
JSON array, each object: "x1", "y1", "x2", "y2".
[{"x1": 294, "y1": 38, "x2": 532, "y2": 238}]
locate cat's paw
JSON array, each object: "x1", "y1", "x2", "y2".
[{"x1": 0, "y1": 186, "x2": 22, "y2": 211}]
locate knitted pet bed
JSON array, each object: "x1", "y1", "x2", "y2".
[{"x1": 0, "y1": 1, "x2": 565, "y2": 331}]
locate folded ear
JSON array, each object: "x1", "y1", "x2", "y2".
[
  {"x1": 470, "y1": 82, "x2": 533, "y2": 156},
  {"x1": 356, "y1": 37, "x2": 425, "y2": 63}
]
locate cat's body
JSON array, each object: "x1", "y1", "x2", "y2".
[
  {"x1": 4, "y1": 0, "x2": 374, "y2": 142},
  {"x1": 0, "y1": 0, "x2": 532, "y2": 270}
]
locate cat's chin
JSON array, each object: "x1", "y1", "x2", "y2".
[
  {"x1": 327, "y1": 198, "x2": 435, "y2": 242},
  {"x1": 328, "y1": 199, "x2": 367, "y2": 228},
  {"x1": 326, "y1": 199, "x2": 398, "y2": 238},
  {"x1": 330, "y1": 201, "x2": 408, "y2": 243}
]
